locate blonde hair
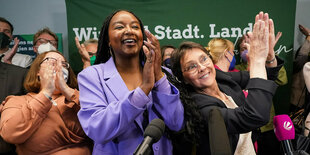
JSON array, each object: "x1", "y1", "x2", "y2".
[
  {"x1": 207, "y1": 38, "x2": 234, "y2": 63},
  {"x1": 83, "y1": 38, "x2": 98, "y2": 46}
]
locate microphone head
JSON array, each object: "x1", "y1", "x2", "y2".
[
  {"x1": 144, "y1": 118, "x2": 165, "y2": 142},
  {"x1": 273, "y1": 114, "x2": 295, "y2": 141}
]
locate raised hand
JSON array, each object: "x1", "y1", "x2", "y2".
[
  {"x1": 140, "y1": 41, "x2": 155, "y2": 95},
  {"x1": 40, "y1": 59, "x2": 56, "y2": 97},
  {"x1": 54, "y1": 58, "x2": 74, "y2": 100},
  {"x1": 299, "y1": 24, "x2": 310, "y2": 37},
  {"x1": 246, "y1": 12, "x2": 269, "y2": 79},
  {"x1": 3, "y1": 37, "x2": 19, "y2": 64},
  {"x1": 144, "y1": 30, "x2": 164, "y2": 82},
  {"x1": 275, "y1": 32, "x2": 282, "y2": 45},
  {"x1": 75, "y1": 37, "x2": 91, "y2": 68}
]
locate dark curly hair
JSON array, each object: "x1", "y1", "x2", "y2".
[
  {"x1": 170, "y1": 41, "x2": 209, "y2": 145},
  {"x1": 94, "y1": 10, "x2": 147, "y2": 65}
]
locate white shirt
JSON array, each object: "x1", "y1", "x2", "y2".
[{"x1": 1, "y1": 49, "x2": 33, "y2": 68}]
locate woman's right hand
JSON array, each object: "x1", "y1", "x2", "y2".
[
  {"x1": 40, "y1": 60, "x2": 56, "y2": 97},
  {"x1": 75, "y1": 37, "x2": 91, "y2": 68},
  {"x1": 246, "y1": 12, "x2": 269, "y2": 79}
]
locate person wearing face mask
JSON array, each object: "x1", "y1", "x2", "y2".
[
  {"x1": 161, "y1": 45, "x2": 176, "y2": 69},
  {"x1": 0, "y1": 17, "x2": 32, "y2": 68},
  {"x1": 75, "y1": 37, "x2": 98, "y2": 69},
  {"x1": 0, "y1": 51, "x2": 92, "y2": 155},
  {"x1": 206, "y1": 38, "x2": 238, "y2": 72},
  {"x1": 33, "y1": 27, "x2": 58, "y2": 55}
]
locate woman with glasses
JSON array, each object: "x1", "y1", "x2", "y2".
[
  {"x1": 170, "y1": 12, "x2": 284, "y2": 154},
  {"x1": 0, "y1": 51, "x2": 92, "y2": 155}
]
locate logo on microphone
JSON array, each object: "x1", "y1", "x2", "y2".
[{"x1": 283, "y1": 121, "x2": 293, "y2": 131}]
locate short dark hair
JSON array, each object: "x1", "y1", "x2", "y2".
[
  {"x1": 0, "y1": 17, "x2": 14, "y2": 34},
  {"x1": 161, "y1": 45, "x2": 176, "y2": 60}
]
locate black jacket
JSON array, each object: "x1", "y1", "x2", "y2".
[{"x1": 174, "y1": 57, "x2": 283, "y2": 155}]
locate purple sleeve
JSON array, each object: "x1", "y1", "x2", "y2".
[
  {"x1": 152, "y1": 75, "x2": 184, "y2": 131},
  {"x1": 77, "y1": 67, "x2": 150, "y2": 144}
]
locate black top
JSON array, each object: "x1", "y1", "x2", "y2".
[{"x1": 173, "y1": 57, "x2": 283, "y2": 155}]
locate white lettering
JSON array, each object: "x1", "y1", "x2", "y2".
[
  {"x1": 275, "y1": 45, "x2": 293, "y2": 55},
  {"x1": 193, "y1": 26, "x2": 200, "y2": 38},
  {"x1": 172, "y1": 29, "x2": 182, "y2": 39},
  {"x1": 144, "y1": 26, "x2": 149, "y2": 32},
  {"x1": 209, "y1": 23, "x2": 253, "y2": 38},
  {"x1": 230, "y1": 27, "x2": 241, "y2": 37},
  {"x1": 73, "y1": 27, "x2": 93, "y2": 41},
  {"x1": 209, "y1": 24, "x2": 220, "y2": 38},
  {"x1": 182, "y1": 24, "x2": 194, "y2": 39},
  {"x1": 165, "y1": 27, "x2": 172, "y2": 39},
  {"x1": 154, "y1": 25, "x2": 165, "y2": 40},
  {"x1": 92, "y1": 27, "x2": 98, "y2": 40},
  {"x1": 243, "y1": 23, "x2": 253, "y2": 35}
]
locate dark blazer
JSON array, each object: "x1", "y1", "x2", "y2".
[
  {"x1": 191, "y1": 58, "x2": 283, "y2": 154},
  {"x1": 0, "y1": 61, "x2": 28, "y2": 154},
  {"x1": 0, "y1": 62, "x2": 28, "y2": 102}
]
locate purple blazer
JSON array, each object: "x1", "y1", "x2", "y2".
[{"x1": 77, "y1": 58, "x2": 184, "y2": 155}]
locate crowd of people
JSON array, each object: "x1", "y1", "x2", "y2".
[{"x1": 0, "y1": 9, "x2": 309, "y2": 155}]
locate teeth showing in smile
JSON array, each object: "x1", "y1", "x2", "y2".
[
  {"x1": 123, "y1": 39, "x2": 135, "y2": 44},
  {"x1": 200, "y1": 73, "x2": 209, "y2": 79}
]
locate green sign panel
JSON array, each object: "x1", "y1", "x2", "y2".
[
  {"x1": 66, "y1": 0, "x2": 296, "y2": 113},
  {"x1": 9, "y1": 33, "x2": 63, "y2": 58}
]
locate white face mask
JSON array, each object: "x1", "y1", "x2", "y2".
[
  {"x1": 37, "y1": 42, "x2": 56, "y2": 54},
  {"x1": 62, "y1": 67, "x2": 69, "y2": 83}
]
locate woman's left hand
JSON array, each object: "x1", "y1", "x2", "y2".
[
  {"x1": 144, "y1": 30, "x2": 164, "y2": 82},
  {"x1": 55, "y1": 59, "x2": 74, "y2": 100}
]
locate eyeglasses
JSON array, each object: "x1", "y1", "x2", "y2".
[
  {"x1": 35, "y1": 38, "x2": 57, "y2": 47},
  {"x1": 88, "y1": 52, "x2": 96, "y2": 57},
  {"x1": 183, "y1": 55, "x2": 211, "y2": 74},
  {"x1": 40, "y1": 57, "x2": 70, "y2": 69}
]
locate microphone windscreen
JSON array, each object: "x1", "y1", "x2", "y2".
[
  {"x1": 144, "y1": 118, "x2": 165, "y2": 142},
  {"x1": 273, "y1": 114, "x2": 295, "y2": 141}
]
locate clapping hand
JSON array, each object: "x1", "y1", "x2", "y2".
[
  {"x1": 3, "y1": 37, "x2": 19, "y2": 64},
  {"x1": 75, "y1": 37, "x2": 91, "y2": 68},
  {"x1": 246, "y1": 11, "x2": 270, "y2": 79}
]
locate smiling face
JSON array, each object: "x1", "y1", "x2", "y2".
[
  {"x1": 108, "y1": 11, "x2": 143, "y2": 60},
  {"x1": 181, "y1": 48, "x2": 216, "y2": 90}
]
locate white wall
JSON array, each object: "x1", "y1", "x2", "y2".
[
  {"x1": 0, "y1": 0, "x2": 69, "y2": 59},
  {"x1": 294, "y1": 0, "x2": 310, "y2": 52}
]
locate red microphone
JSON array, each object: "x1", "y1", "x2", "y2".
[{"x1": 273, "y1": 114, "x2": 295, "y2": 155}]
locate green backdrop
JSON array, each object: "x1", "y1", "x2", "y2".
[{"x1": 65, "y1": 0, "x2": 296, "y2": 114}]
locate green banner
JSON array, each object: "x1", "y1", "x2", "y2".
[
  {"x1": 9, "y1": 33, "x2": 63, "y2": 59},
  {"x1": 66, "y1": 0, "x2": 296, "y2": 113}
]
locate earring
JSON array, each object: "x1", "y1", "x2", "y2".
[{"x1": 109, "y1": 45, "x2": 113, "y2": 56}]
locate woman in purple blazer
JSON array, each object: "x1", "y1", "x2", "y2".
[{"x1": 77, "y1": 10, "x2": 184, "y2": 155}]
